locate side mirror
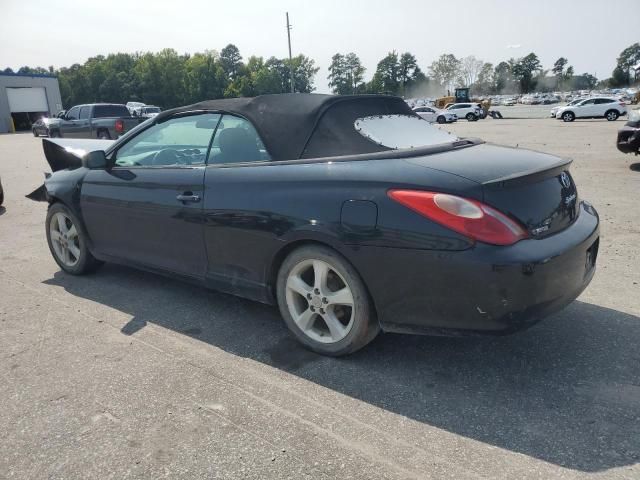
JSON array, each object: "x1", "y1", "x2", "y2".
[{"x1": 84, "y1": 150, "x2": 108, "y2": 169}]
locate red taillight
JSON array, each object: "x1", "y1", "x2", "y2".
[
  {"x1": 115, "y1": 119, "x2": 124, "y2": 133},
  {"x1": 388, "y1": 190, "x2": 529, "y2": 246}
]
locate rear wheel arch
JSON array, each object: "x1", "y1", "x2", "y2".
[
  {"x1": 605, "y1": 109, "x2": 619, "y2": 121},
  {"x1": 97, "y1": 128, "x2": 111, "y2": 139},
  {"x1": 274, "y1": 241, "x2": 380, "y2": 355},
  {"x1": 268, "y1": 238, "x2": 379, "y2": 321}
]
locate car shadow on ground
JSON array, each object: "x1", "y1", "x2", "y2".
[
  {"x1": 0, "y1": 206, "x2": 6, "y2": 216},
  {"x1": 44, "y1": 264, "x2": 640, "y2": 473}
]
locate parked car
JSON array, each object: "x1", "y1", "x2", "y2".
[
  {"x1": 550, "y1": 98, "x2": 584, "y2": 118},
  {"x1": 136, "y1": 105, "x2": 162, "y2": 119},
  {"x1": 126, "y1": 101, "x2": 145, "y2": 115},
  {"x1": 445, "y1": 103, "x2": 482, "y2": 121},
  {"x1": 617, "y1": 108, "x2": 640, "y2": 154},
  {"x1": 28, "y1": 94, "x2": 599, "y2": 356},
  {"x1": 32, "y1": 116, "x2": 56, "y2": 137},
  {"x1": 46, "y1": 104, "x2": 142, "y2": 139},
  {"x1": 412, "y1": 106, "x2": 457, "y2": 123},
  {"x1": 501, "y1": 98, "x2": 516, "y2": 106},
  {"x1": 555, "y1": 97, "x2": 627, "y2": 122}
]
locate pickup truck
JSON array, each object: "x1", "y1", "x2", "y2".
[{"x1": 48, "y1": 103, "x2": 142, "y2": 139}]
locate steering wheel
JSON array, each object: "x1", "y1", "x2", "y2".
[{"x1": 151, "y1": 148, "x2": 180, "y2": 166}]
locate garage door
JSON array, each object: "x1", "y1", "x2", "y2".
[{"x1": 6, "y1": 87, "x2": 48, "y2": 112}]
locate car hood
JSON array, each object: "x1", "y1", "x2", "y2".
[{"x1": 41, "y1": 138, "x2": 115, "y2": 172}]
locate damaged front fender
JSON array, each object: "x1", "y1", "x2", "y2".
[{"x1": 26, "y1": 138, "x2": 114, "y2": 202}]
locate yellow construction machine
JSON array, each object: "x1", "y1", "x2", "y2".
[{"x1": 435, "y1": 87, "x2": 492, "y2": 117}]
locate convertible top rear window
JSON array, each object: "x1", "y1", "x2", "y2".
[{"x1": 355, "y1": 115, "x2": 458, "y2": 149}]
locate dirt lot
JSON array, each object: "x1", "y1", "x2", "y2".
[{"x1": 0, "y1": 117, "x2": 639, "y2": 479}]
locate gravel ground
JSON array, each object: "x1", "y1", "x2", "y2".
[{"x1": 0, "y1": 117, "x2": 638, "y2": 479}]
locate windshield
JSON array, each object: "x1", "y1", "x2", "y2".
[{"x1": 354, "y1": 115, "x2": 458, "y2": 149}]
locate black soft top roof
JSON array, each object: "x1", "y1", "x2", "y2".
[{"x1": 156, "y1": 93, "x2": 416, "y2": 161}]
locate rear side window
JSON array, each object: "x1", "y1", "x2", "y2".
[
  {"x1": 209, "y1": 115, "x2": 271, "y2": 164},
  {"x1": 355, "y1": 115, "x2": 458, "y2": 149},
  {"x1": 79, "y1": 106, "x2": 90, "y2": 120},
  {"x1": 93, "y1": 105, "x2": 131, "y2": 118},
  {"x1": 595, "y1": 98, "x2": 614, "y2": 104}
]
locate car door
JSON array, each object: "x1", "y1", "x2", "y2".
[
  {"x1": 576, "y1": 99, "x2": 596, "y2": 118},
  {"x1": 60, "y1": 106, "x2": 82, "y2": 137},
  {"x1": 80, "y1": 112, "x2": 221, "y2": 278},
  {"x1": 76, "y1": 106, "x2": 91, "y2": 138},
  {"x1": 594, "y1": 98, "x2": 614, "y2": 117},
  {"x1": 202, "y1": 114, "x2": 274, "y2": 293},
  {"x1": 422, "y1": 107, "x2": 437, "y2": 122}
]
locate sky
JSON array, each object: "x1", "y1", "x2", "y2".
[{"x1": 1, "y1": 0, "x2": 638, "y2": 93}]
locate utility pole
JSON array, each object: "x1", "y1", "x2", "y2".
[{"x1": 286, "y1": 12, "x2": 294, "y2": 93}]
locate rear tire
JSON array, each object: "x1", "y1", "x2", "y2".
[
  {"x1": 437, "y1": 116, "x2": 446, "y2": 124},
  {"x1": 466, "y1": 113, "x2": 476, "y2": 121},
  {"x1": 276, "y1": 245, "x2": 380, "y2": 356},
  {"x1": 32, "y1": 128, "x2": 38, "y2": 137},
  {"x1": 97, "y1": 130, "x2": 111, "y2": 139},
  {"x1": 605, "y1": 110, "x2": 619, "y2": 121},
  {"x1": 46, "y1": 203, "x2": 103, "y2": 275},
  {"x1": 562, "y1": 111, "x2": 575, "y2": 122},
  {"x1": 49, "y1": 129, "x2": 60, "y2": 138}
]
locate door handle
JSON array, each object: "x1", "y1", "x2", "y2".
[{"x1": 176, "y1": 192, "x2": 201, "y2": 203}]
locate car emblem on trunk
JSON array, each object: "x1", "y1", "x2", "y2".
[{"x1": 560, "y1": 172, "x2": 571, "y2": 188}]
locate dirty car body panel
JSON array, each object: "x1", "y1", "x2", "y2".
[{"x1": 29, "y1": 94, "x2": 599, "y2": 336}]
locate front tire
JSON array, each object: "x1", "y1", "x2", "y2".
[
  {"x1": 562, "y1": 111, "x2": 575, "y2": 122},
  {"x1": 605, "y1": 110, "x2": 619, "y2": 121},
  {"x1": 97, "y1": 130, "x2": 111, "y2": 139},
  {"x1": 466, "y1": 113, "x2": 477, "y2": 121},
  {"x1": 32, "y1": 128, "x2": 38, "y2": 137},
  {"x1": 437, "y1": 116, "x2": 446, "y2": 124},
  {"x1": 46, "y1": 203, "x2": 103, "y2": 275},
  {"x1": 49, "y1": 129, "x2": 60, "y2": 138},
  {"x1": 276, "y1": 245, "x2": 379, "y2": 356}
]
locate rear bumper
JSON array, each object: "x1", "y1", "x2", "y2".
[{"x1": 349, "y1": 202, "x2": 599, "y2": 335}]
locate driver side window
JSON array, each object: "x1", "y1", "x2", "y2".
[
  {"x1": 66, "y1": 106, "x2": 80, "y2": 120},
  {"x1": 114, "y1": 113, "x2": 221, "y2": 168}
]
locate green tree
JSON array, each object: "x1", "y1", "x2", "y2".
[
  {"x1": 428, "y1": 54, "x2": 460, "y2": 93},
  {"x1": 328, "y1": 52, "x2": 366, "y2": 95},
  {"x1": 287, "y1": 54, "x2": 319, "y2": 93},
  {"x1": 327, "y1": 53, "x2": 349, "y2": 94},
  {"x1": 613, "y1": 43, "x2": 640, "y2": 86},
  {"x1": 493, "y1": 61, "x2": 513, "y2": 93},
  {"x1": 369, "y1": 51, "x2": 400, "y2": 94},
  {"x1": 473, "y1": 62, "x2": 494, "y2": 95},
  {"x1": 220, "y1": 44, "x2": 244, "y2": 81},
  {"x1": 512, "y1": 53, "x2": 541, "y2": 93},
  {"x1": 398, "y1": 52, "x2": 424, "y2": 95}
]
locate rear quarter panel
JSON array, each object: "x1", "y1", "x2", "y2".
[{"x1": 202, "y1": 158, "x2": 479, "y2": 297}]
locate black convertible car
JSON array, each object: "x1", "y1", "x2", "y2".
[{"x1": 29, "y1": 94, "x2": 599, "y2": 356}]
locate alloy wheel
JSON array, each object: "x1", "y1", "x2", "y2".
[
  {"x1": 49, "y1": 212, "x2": 80, "y2": 267},
  {"x1": 285, "y1": 259, "x2": 355, "y2": 344}
]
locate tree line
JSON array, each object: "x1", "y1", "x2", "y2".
[
  {"x1": 3, "y1": 42, "x2": 639, "y2": 109},
  {"x1": 2, "y1": 45, "x2": 319, "y2": 109}
]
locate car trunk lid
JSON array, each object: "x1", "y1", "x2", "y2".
[{"x1": 404, "y1": 143, "x2": 579, "y2": 238}]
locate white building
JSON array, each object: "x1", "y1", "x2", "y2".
[{"x1": 0, "y1": 72, "x2": 63, "y2": 133}]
